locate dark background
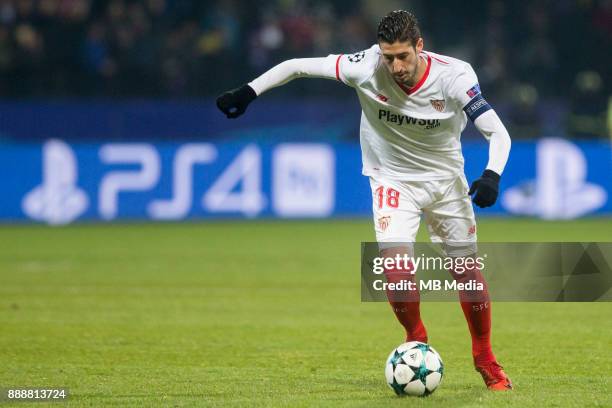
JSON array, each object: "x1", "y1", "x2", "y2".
[{"x1": 0, "y1": 0, "x2": 610, "y2": 140}]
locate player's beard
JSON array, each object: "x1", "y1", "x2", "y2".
[
  {"x1": 396, "y1": 61, "x2": 420, "y2": 87},
  {"x1": 396, "y1": 70, "x2": 416, "y2": 86}
]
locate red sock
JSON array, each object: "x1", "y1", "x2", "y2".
[
  {"x1": 384, "y1": 264, "x2": 428, "y2": 343},
  {"x1": 449, "y1": 265, "x2": 495, "y2": 364}
]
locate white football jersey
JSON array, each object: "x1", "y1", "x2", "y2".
[{"x1": 328, "y1": 44, "x2": 491, "y2": 181}]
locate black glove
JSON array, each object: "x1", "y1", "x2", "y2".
[
  {"x1": 216, "y1": 85, "x2": 257, "y2": 119},
  {"x1": 468, "y1": 169, "x2": 500, "y2": 208}
]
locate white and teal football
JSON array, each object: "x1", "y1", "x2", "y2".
[{"x1": 385, "y1": 341, "x2": 444, "y2": 396}]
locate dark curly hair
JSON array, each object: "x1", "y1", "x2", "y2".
[{"x1": 377, "y1": 10, "x2": 421, "y2": 46}]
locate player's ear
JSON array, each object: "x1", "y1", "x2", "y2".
[{"x1": 415, "y1": 38, "x2": 424, "y2": 53}]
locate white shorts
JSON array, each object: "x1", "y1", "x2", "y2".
[{"x1": 370, "y1": 174, "x2": 477, "y2": 257}]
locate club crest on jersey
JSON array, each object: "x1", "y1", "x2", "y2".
[
  {"x1": 430, "y1": 99, "x2": 445, "y2": 112},
  {"x1": 347, "y1": 51, "x2": 365, "y2": 63},
  {"x1": 466, "y1": 84, "x2": 481, "y2": 98},
  {"x1": 378, "y1": 216, "x2": 391, "y2": 231}
]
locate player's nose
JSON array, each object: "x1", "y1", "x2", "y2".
[{"x1": 392, "y1": 61, "x2": 403, "y2": 73}]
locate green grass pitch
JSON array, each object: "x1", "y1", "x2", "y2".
[{"x1": 1, "y1": 218, "x2": 611, "y2": 407}]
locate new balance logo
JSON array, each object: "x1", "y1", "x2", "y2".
[{"x1": 376, "y1": 94, "x2": 389, "y2": 102}]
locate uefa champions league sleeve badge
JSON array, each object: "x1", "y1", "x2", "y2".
[{"x1": 348, "y1": 51, "x2": 366, "y2": 63}]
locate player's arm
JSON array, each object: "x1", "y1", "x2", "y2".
[
  {"x1": 448, "y1": 65, "x2": 511, "y2": 208},
  {"x1": 217, "y1": 47, "x2": 377, "y2": 118},
  {"x1": 216, "y1": 56, "x2": 338, "y2": 119},
  {"x1": 469, "y1": 110, "x2": 511, "y2": 208}
]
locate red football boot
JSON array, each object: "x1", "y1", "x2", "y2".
[{"x1": 475, "y1": 361, "x2": 513, "y2": 390}]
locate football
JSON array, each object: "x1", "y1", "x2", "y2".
[{"x1": 385, "y1": 341, "x2": 444, "y2": 396}]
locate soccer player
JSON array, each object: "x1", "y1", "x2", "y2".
[{"x1": 216, "y1": 10, "x2": 512, "y2": 390}]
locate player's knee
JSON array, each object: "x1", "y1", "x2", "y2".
[
  {"x1": 447, "y1": 253, "x2": 482, "y2": 281},
  {"x1": 379, "y1": 246, "x2": 416, "y2": 280}
]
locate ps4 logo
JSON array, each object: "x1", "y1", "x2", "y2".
[
  {"x1": 21, "y1": 140, "x2": 335, "y2": 224},
  {"x1": 502, "y1": 138, "x2": 607, "y2": 219},
  {"x1": 22, "y1": 140, "x2": 89, "y2": 225}
]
